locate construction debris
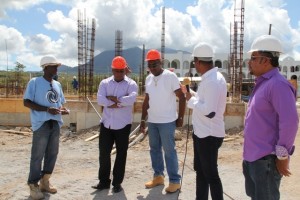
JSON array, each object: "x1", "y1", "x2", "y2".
[{"x1": 2, "y1": 130, "x2": 32, "y2": 136}]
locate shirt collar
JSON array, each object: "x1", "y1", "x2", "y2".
[
  {"x1": 201, "y1": 67, "x2": 218, "y2": 80},
  {"x1": 109, "y1": 75, "x2": 129, "y2": 83},
  {"x1": 255, "y1": 67, "x2": 279, "y2": 82}
]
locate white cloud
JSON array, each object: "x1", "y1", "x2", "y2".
[{"x1": 0, "y1": 0, "x2": 300, "y2": 71}]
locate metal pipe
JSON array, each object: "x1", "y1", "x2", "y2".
[{"x1": 86, "y1": 97, "x2": 102, "y2": 120}]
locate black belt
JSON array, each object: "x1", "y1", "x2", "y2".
[
  {"x1": 258, "y1": 155, "x2": 276, "y2": 160},
  {"x1": 45, "y1": 119, "x2": 56, "y2": 129}
]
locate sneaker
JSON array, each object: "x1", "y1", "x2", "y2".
[
  {"x1": 165, "y1": 183, "x2": 181, "y2": 193},
  {"x1": 145, "y1": 175, "x2": 164, "y2": 188}
]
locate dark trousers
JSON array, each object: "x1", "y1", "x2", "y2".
[
  {"x1": 98, "y1": 123, "x2": 131, "y2": 186},
  {"x1": 193, "y1": 134, "x2": 224, "y2": 200}
]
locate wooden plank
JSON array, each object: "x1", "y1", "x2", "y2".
[
  {"x1": 2, "y1": 130, "x2": 32, "y2": 136},
  {"x1": 84, "y1": 133, "x2": 99, "y2": 142}
]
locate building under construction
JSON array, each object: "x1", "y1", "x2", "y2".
[{"x1": 77, "y1": 9, "x2": 96, "y2": 98}]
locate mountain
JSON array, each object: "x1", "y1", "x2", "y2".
[{"x1": 58, "y1": 47, "x2": 191, "y2": 74}]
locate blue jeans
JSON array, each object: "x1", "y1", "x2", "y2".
[
  {"x1": 147, "y1": 121, "x2": 181, "y2": 184},
  {"x1": 28, "y1": 120, "x2": 60, "y2": 184},
  {"x1": 243, "y1": 155, "x2": 282, "y2": 200}
]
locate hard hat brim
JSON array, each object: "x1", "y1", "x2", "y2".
[{"x1": 42, "y1": 63, "x2": 61, "y2": 68}]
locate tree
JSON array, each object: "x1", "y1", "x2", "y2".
[{"x1": 13, "y1": 62, "x2": 26, "y2": 95}]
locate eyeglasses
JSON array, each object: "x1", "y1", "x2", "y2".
[
  {"x1": 250, "y1": 56, "x2": 271, "y2": 61},
  {"x1": 112, "y1": 69, "x2": 125, "y2": 73}
]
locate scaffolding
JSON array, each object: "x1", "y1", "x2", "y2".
[
  {"x1": 77, "y1": 9, "x2": 96, "y2": 98},
  {"x1": 229, "y1": 0, "x2": 245, "y2": 102}
]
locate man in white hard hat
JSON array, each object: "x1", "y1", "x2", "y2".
[
  {"x1": 24, "y1": 55, "x2": 69, "y2": 199},
  {"x1": 243, "y1": 35, "x2": 298, "y2": 199},
  {"x1": 181, "y1": 43, "x2": 227, "y2": 200}
]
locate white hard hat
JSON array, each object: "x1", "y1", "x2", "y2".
[
  {"x1": 248, "y1": 35, "x2": 283, "y2": 53},
  {"x1": 40, "y1": 55, "x2": 61, "y2": 68},
  {"x1": 73, "y1": 76, "x2": 76, "y2": 79},
  {"x1": 192, "y1": 43, "x2": 214, "y2": 61}
]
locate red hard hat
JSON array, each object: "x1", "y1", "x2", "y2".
[
  {"x1": 111, "y1": 56, "x2": 126, "y2": 69},
  {"x1": 146, "y1": 49, "x2": 161, "y2": 61}
]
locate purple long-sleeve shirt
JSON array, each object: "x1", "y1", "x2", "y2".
[
  {"x1": 243, "y1": 68, "x2": 298, "y2": 162},
  {"x1": 97, "y1": 76, "x2": 138, "y2": 130}
]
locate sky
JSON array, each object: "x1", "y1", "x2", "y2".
[{"x1": 0, "y1": 0, "x2": 300, "y2": 71}]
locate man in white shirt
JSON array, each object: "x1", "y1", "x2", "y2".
[
  {"x1": 182, "y1": 43, "x2": 227, "y2": 200},
  {"x1": 140, "y1": 49, "x2": 186, "y2": 193}
]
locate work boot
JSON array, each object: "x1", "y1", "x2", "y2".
[
  {"x1": 28, "y1": 183, "x2": 44, "y2": 200},
  {"x1": 145, "y1": 175, "x2": 164, "y2": 188},
  {"x1": 39, "y1": 174, "x2": 57, "y2": 193},
  {"x1": 165, "y1": 183, "x2": 181, "y2": 193}
]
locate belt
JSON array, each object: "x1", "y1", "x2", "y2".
[
  {"x1": 45, "y1": 119, "x2": 56, "y2": 129},
  {"x1": 258, "y1": 154, "x2": 276, "y2": 160}
]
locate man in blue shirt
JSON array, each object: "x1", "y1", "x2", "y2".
[{"x1": 24, "y1": 55, "x2": 69, "y2": 200}]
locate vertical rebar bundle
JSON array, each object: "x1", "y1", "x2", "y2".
[
  {"x1": 229, "y1": 0, "x2": 245, "y2": 102},
  {"x1": 161, "y1": 6, "x2": 165, "y2": 65},
  {"x1": 115, "y1": 30, "x2": 123, "y2": 57},
  {"x1": 77, "y1": 9, "x2": 96, "y2": 98}
]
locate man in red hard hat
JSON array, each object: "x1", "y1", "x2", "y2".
[
  {"x1": 140, "y1": 49, "x2": 186, "y2": 193},
  {"x1": 92, "y1": 56, "x2": 138, "y2": 193}
]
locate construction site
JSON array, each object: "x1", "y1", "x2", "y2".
[{"x1": 1, "y1": 1, "x2": 300, "y2": 199}]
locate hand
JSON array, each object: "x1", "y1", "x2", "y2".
[
  {"x1": 140, "y1": 121, "x2": 147, "y2": 135},
  {"x1": 275, "y1": 158, "x2": 291, "y2": 177},
  {"x1": 47, "y1": 107, "x2": 61, "y2": 115},
  {"x1": 185, "y1": 92, "x2": 192, "y2": 101},
  {"x1": 180, "y1": 84, "x2": 187, "y2": 94},
  {"x1": 180, "y1": 84, "x2": 192, "y2": 100},
  {"x1": 106, "y1": 96, "x2": 119, "y2": 103},
  {"x1": 60, "y1": 107, "x2": 70, "y2": 115},
  {"x1": 108, "y1": 103, "x2": 118, "y2": 108}
]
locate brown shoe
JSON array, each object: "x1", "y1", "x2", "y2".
[
  {"x1": 165, "y1": 183, "x2": 181, "y2": 193},
  {"x1": 29, "y1": 183, "x2": 44, "y2": 200},
  {"x1": 39, "y1": 174, "x2": 57, "y2": 194},
  {"x1": 145, "y1": 175, "x2": 164, "y2": 188}
]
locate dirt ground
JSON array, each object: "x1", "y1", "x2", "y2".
[{"x1": 1, "y1": 117, "x2": 300, "y2": 200}]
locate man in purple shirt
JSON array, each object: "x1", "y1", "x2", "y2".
[
  {"x1": 243, "y1": 35, "x2": 299, "y2": 200},
  {"x1": 92, "y1": 56, "x2": 138, "y2": 193}
]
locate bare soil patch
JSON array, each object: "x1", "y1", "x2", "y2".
[{"x1": 1, "y1": 123, "x2": 299, "y2": 200}]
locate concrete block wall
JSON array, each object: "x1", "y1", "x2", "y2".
[{"x1": 0, "y1": 98, "x2": 246, "y2": 131}]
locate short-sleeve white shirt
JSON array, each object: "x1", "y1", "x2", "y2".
[{"x1": 146, "y1": 70, "x2": 180, "y2": 123}]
